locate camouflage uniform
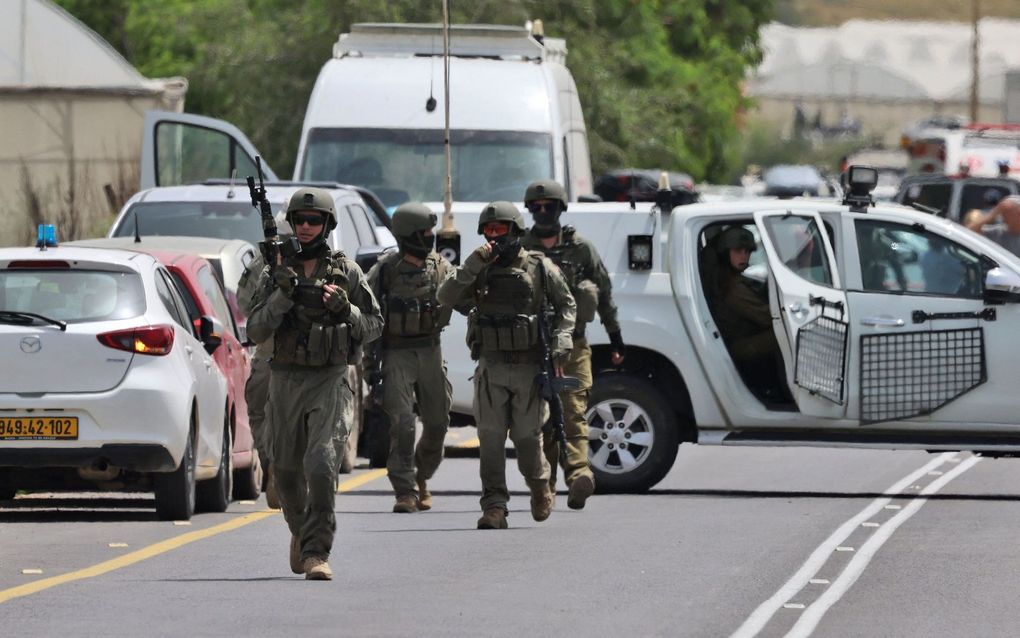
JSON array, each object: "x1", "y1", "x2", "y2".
[
  {"x1": 438, "y1": 201, "x2": 575, "y2": 529},
  {"x1": 246, "y1": 188, "x2": 383, "y2": 578},
  {"x1": 236, "y1": 253, "x2": 273, "y2": 471},
  {"x1": 522, "y1": 226, "x2": 621, "y2": 493},
  {"x1": 367, "y1": 241, "x2": 454, "y2": 511}
]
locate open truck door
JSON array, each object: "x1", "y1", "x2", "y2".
[
  {"x1": 754, "y1": 210, "x2": 850, "y2": 420},
  {"x1": 140, "y1": 111, "x2": 278, "y2": 190}
]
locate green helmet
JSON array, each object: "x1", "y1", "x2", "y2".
[
  {"x1": 524, "y1": 179, "x2": 568, "y2": 210},
  {"x1": 391, "y1": 202, "x2": 437, "y2": 237},
  {"x1": 716, "y1": 226, "x2": 757, "y2": 253},
  {"x1": 477, "y1": 201, "x2": 526, "y2": 235},
  {"x1": 286, "y1": 187, "x2": 337, "y2": 231}
]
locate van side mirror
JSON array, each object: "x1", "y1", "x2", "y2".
[
  {"x1": 983, "y1": 267, "x2": 1020, "y2": 304},
  {"x1": 199, "y1": 315, "x2": 224, "y2": 354}
]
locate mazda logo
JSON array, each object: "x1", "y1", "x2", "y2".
[{"x1": 20, "y1": 336, "x2": 41, "y2": 354}]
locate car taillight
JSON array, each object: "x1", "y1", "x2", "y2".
[
  {"x1": 97, "y1": 325, "x2": 175, "y2": 356},
  {"x1": 7, "y1": 260, "x2": 70, "y2": 269}
]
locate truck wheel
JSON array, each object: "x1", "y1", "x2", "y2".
[
  {"x1": 155, "y1": 420, "x2": 197, "y2": 521},
  {"x1": 197, "y1": 421, "x2": 233, "y2": 513},
  {"x1": 586, "y1": 373, "x2": 680, "y2": 493}
]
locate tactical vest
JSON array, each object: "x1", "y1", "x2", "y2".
[
  {"x1": 381, "y1": 253, "x2": 448, "y2": 340},
  {"x1": 469, "y1": 252, "x2": 546, "y2": 355},
  {"x1": 536, "y1": 227, "x2": 598, "y2": 325},
  {"x1": 273, "y1": 252, "x2": 353, "y2": 367}
]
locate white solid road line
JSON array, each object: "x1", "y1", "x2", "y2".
[
  {"x1": 730, "y1": 452, "x2": 956, "y2": 638},
  {"x1": 785, "y1": 455, "x2": 982, "y2": 638}
]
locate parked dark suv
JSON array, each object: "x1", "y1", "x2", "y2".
[{"x1": 893, "y1": 174, "x2": 1020, "y2": 222}]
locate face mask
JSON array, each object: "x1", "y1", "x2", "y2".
[
  {"x1": 490, "y1": 234, "x2": 521, "y2": 267},
  {"x1": 399, "y1": 231, "x2": 432, "y2": 259}
]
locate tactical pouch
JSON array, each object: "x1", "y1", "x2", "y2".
[
  {"x1": 328, "y1": 324, "x2": 350, "y2": 365},
  {"x1": 305, "y1": 323, "x2": 328, "y2": 367},
  {"x1": 387, "y1": 297, "x2": 438, "y2": 337},
  {"x1": 574, "y1": 279, "x2": 599, "y2": 324},
  {"x1": 478, "y1": 314, "x2": 537, "y2": 351},
  {"x1": 466, "y1": 311, "x2": 481, "y2": 360}
]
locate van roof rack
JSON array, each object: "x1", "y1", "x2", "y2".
[{"x1": 335, "y1": 23, "x2": 550, "y2": 61}]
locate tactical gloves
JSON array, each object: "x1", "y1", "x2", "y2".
[
  {"x1": 324, "y1": 285, "x2": 351, "y2": 319},
  {"x1": 609, "y1": 330, "x2": 626, "y2": 358},
  {"x1": 273, "y1": 266, "x2": 298, "y2": 296}
]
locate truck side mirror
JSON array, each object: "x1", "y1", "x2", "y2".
[{"x1": 983, "y1": 267, "x2": 1020, "y2": 304}]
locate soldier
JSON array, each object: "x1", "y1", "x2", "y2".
[
  {"x1": 247, "y1": 187, "x2": 383, "y2": 580},
  {"x1": 438, "y1": 201, "x2": 575, "y2": 530},
  {"x1": 366, "y1": 202, "x2": 454, "y2": 513},
  {"x1": 522, "y1": 179, "x2": 625, "y2": 510}
]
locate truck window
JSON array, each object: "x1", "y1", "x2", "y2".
[
  {"x1": 155, "y1": 122, "x2": 258, "y2": 187},
  {"x1": 762, "y1": 215, "x2": 833, "y2": 287},
  {"x1": 855, "y1": 219, "x2": 982, "y2": 297},
  {"x1": 300, "y1": 128, "x2": 553, "y2": 208},
  {"x1": 901, "y1": 181, "x2": 953, "y2": 216}
]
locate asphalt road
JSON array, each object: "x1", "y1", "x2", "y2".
[{"x1": 2, "y1": 443, "x2": 1019, "y2": 638}]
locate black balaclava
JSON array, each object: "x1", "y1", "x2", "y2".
[
  {"x1": 490, "y1": 232, "x2": 523, "y2": 267},
  {"x1": 398, "y1": 231, "x2": 433, "y2": 260},
  {"x1": 530, "y1": 202, "x2": 563, "y2": 239}
]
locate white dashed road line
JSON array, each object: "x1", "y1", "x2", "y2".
[{"x1": 731, "y1": 452, "x2": 980, "y2": 638}]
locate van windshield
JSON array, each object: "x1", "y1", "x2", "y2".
[{"x1": 300, "y1": 128, "x2": 553, "y2": 209}]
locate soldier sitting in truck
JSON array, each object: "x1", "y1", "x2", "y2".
[{"x1": 702, "y1": 226, "x2": 792, "y2": 406}]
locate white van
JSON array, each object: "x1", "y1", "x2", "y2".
[{"x1": 293, "y1": 23, "x2": 594, "y2": 209}]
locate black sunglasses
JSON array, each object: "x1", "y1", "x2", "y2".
[
  {"x1": 528, "y1": 201, "x2": 556, "y2": 213},
  {"x1": 292, "y1": 213, "x2": 326, "y2": 227}
]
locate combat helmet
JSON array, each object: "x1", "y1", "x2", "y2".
[
  {"x1": 716, "y1": 226, "x2": 756, "y2": 254},
  {"x1": 286, "y1": 187, "x2": 337, "y2": 232},
  {"x1": 392, "y1": 202, "x2": 437, "y2": 259},
  {"x1": 477, "y1": 201, "x2": 526, "y2": 235},
  {"x1": 524, "y1": 179, "x2": 568, "y2": 210}
]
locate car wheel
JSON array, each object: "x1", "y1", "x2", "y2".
[
  {"x1": 586, "y1": 373, "x2": 680, "y2": 493},
  {"x1": 155, "y1": 419, "x2": 197, "y2": 521},
  {"x1": 233, "y1": 447, "x2": 262, "y2": 501},
  {"x1": 197, "y1": 420, "x2": 233, "y2": 513}
]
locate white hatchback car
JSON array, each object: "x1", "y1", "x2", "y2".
[{"x1": 0, "y1": 245, "x2": 229, "y2": 520}]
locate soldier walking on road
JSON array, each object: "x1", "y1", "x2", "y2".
[
  {"x1": 366, "y1": 203, "x2": 454, "y2": 513},
  {"x1": 522, "y1": 179, "x2": 625, "y2": 510},
  {"x1": 247, "y1": 188, "x2": 383, "y2": 580},
  {"x1": 438, "y1": 201, "x2": 576, "y2": 530}
]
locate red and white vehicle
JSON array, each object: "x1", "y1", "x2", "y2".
[
  {"x1": 903, "y1": 121, "x2": 1020, "y2": 178},
  {"x1": 0, "y1": 244, "x2": 229, "y2": 520}
]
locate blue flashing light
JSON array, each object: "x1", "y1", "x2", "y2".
[{"x1": 36, "y1": 224, "x2": 58, "y2": 249}]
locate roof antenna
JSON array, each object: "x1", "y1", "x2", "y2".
[
  {"x1": 133, "y1": 211, "x2": 142, "y2": 244},
  {"x1": 425, "y1": 35, "x2": 437, "y2": 112},
  {"x1": 227, "y1": 168, "x2": 237, "y2": 199},
  {"x1": 629, "y1": 169, "x2": 637, "y2": 210}
]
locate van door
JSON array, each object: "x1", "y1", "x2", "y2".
[
  {"x1": 753, "y1": 210, "x2": 849, "y2": 419},
  {"x1": 140, "y1": 111, "x2": 278, "y2": 189}
]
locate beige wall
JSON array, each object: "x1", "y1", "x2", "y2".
[
  {"x1": 0, "y1": 91, "x2": 168, "y2": 247},
  {"x1": 749, "y1": 95, "x2": 1004, "y2": 146}
]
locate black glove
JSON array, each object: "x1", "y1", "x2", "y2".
[
  {"x1": 462, "y1": 244, "x2": 492, "y2": 275},
  {"x1": 609, "y1": 330, "x2": 626, "y2": 359},
  {"x1": 324, "y1": 285, "x2": 351, "y2": 319},
  {"x1": 273, "y1": 266, "x2": 298, "y2": 297}
]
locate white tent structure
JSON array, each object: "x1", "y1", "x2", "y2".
[
  {"x1": 0, "y1": 0, "x2": 187, "y2": 245},
  {"x1": 748, "y1": 19, "x2": 1020, "y2": 145}
]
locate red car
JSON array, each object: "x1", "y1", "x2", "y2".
[{"x1": 139, "y1": 250, "x2": 260, "y2": 500}]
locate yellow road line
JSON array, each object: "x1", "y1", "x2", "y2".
[
  {"x1": 0, "y1": 469, "x2": 388, "y2": 605},
  {"x1": 454, "y1": 437, "x2": 480, "y2": 448}
]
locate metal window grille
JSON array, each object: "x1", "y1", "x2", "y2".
[
  {"x1": 860, "y1": 327, "x2": 986, "y2": 424},
  {"x1": 795, "y1": 315, "x2": 849, "y2": 404}
]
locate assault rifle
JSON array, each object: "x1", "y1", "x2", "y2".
[
  {"x1": 535, "y1": 261, "x2": 581, "y2": 465},
  {"x1": 246, "y1": 156, "x2": 301, "y2": 268}
]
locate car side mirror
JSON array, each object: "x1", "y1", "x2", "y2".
[
  {"x1": 199, "y1": 315, "x2": 224, "y2": 354},
  {"x1": 356, "y1": 245, "x2": 391, "y2": 272},
  {"x1": 983, "y1": 267, "x2": 1020, "y2": 304}
]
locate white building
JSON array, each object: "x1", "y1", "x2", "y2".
[
  {"x1": 0, "y1": 0, "x2": 186, "y2": 246},
  {"x1": 748, "y1": 19, "x2": 1020, "y2": 145}
]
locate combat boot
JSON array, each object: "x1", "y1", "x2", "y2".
[
  {"x1": 417, "y1": 478, "x2": 432, "y2": 511},
  {"x1": 289, "y1": 535, "x2": 302, "y2": 575},
  {"x1": 265, "y1": 465, "x2": 280, "y2": 510},
  {"x1": 476, "y1": 507, "x2": 508, "y2": 529},
  {"x1": 567, "y1": 474, "x2": 595, "y2": 511},
  {"x1": 530, "y1": 485, "x2": 554, "y2": 522},
  {"x1": 393, "y1": 494, "x2": 418, "y2": 513},
  {"x1": 303, "y1": 556, "x2": 333, "y2": 581}
]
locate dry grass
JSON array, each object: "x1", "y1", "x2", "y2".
[{"x1": 785, "y1": 0, "x2": 1020, "y2": 26}]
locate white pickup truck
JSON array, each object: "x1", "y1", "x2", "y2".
[{"x1": 138, "y1": 113, "x2": 1020, "y2": 494}]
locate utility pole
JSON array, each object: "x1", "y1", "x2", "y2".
[{"x1": 969, "y1": 0, "x2": 981, "y2": 122}]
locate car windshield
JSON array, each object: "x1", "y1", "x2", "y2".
[
  {"x1": 0, "y1": 270, "x2": 145, "y2": 323},
  {"x1": 112, "y1": 201, "x2": 281, "y2": 247},
  {"x1": 300, "y1": 128, "x2": 554, "y2": 208}
]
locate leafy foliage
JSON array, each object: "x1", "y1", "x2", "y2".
[{"x1": 55, "y1": 0, "x2": 773, "y2": 182}]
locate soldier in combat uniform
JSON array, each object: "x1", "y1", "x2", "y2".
[
  {"x1": 366, "y1": 202, "x2": 454, "y2": 513},
  {"x1": 522, "y1": 179, "x2": 625, "y2": 510},
  {"x1": 438, "y1": 201, "x2": 576, "y2": 530},
  {"x1": 247, "y1": 188, "x2": 383, "y2": 579}
]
